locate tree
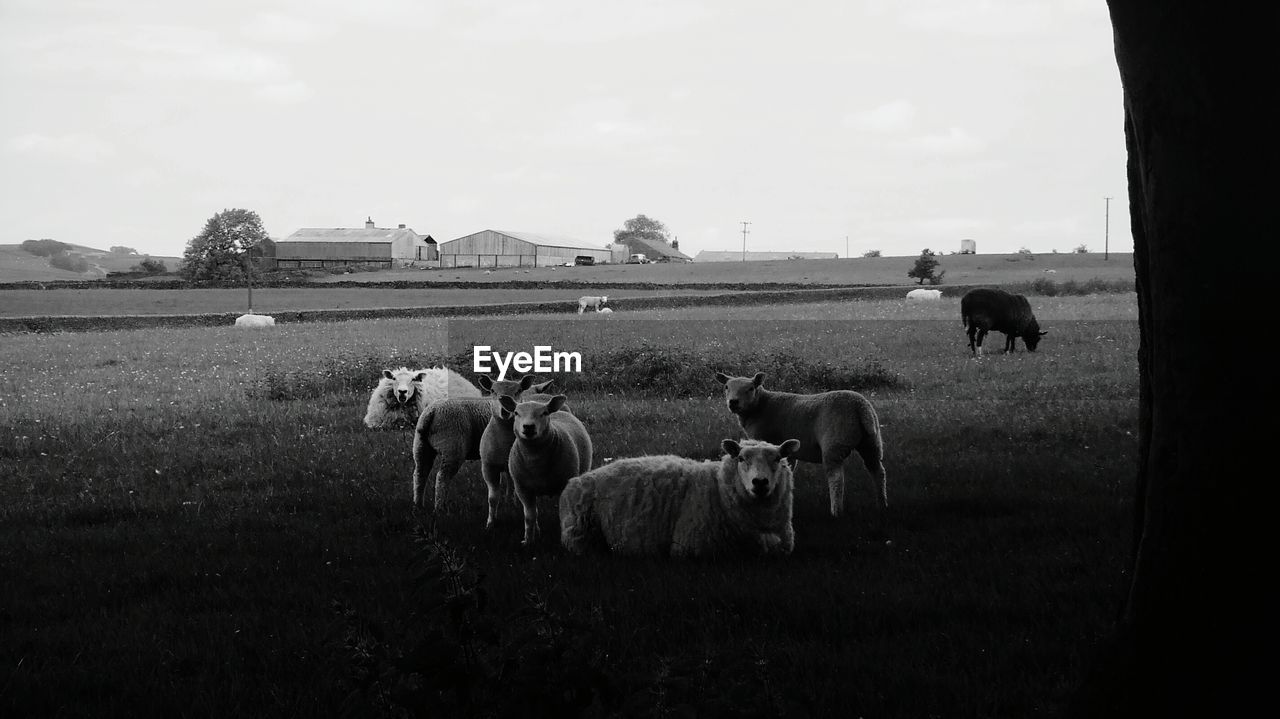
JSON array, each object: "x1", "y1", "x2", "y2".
[
  {"x1": 1075, "y1": 2, "x2": 1268, "y2": 716},
  {"x1": 906, "y1": 249, "x2": 940, "y2": 284},
  {"x1": 21, "y1": 239, "x2": 70, "y2": 257},
  {"x1": 131, "y1": 257, "x2": 168, "y2": 274},
  {"x1": 181, "y1": 209, "x2": 269, "y2": 283},
  {"x1": 1074, "y1": 244, "x2": 1089, "y2": 253},
  {"x1": 613, "y1": 214, "x2": 671, "y2": 245},
  {"x1": 49, "y1": 252, "x2": 89, "y2": 272},
  {"x1": 862, "y1": 249, "x2": 881, "y2": 258},
  {"x1": 109, "y1": 246, "x2": 138, "y2": 255}
]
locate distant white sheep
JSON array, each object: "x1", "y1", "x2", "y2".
[
  {"x1": 412, "y1": 374, "x2": 551, "y2": 513},
  {"x1": 596, "y1": 307, "x2": 613, "y2": 314},
  {"x1": 715, "y1": 371, "x2": 887, "y2": 518},
  {"x1": 560, "y1": 438, "x2": 799, "y2": 558},
  {"x1": 363, "y1": 366, "x2": 483, "y2": 430},
  {"x1": 577, "y1": 295, "x2": 608, "y2": 313},
  {"x1": 235, "y1": 313, "x2": 276, "y2": 327},
  {"x1": 499, "y1": 394, "x2": 593, "y2": 545},
  {"x1": 1043, "y1": 269, "x2": 1057, "y2": 273},
  {"x1": 906, "y1": 288, "x2": 942, "y2": 300}
]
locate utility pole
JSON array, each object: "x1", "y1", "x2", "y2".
[
  {"x1": 846, "y1": 235, "x2": 850, "y2": 259},
  {"x1": 1104, "y1": 196, "x2": 1112, "y2": 260},
  {"x1": 740, "y1": 221, "x2": 751, "y2": 261}
]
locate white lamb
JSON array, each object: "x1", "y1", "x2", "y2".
[
  {"x1": 577, "y1": 295, "x2": 608, "y2": 313},
  {"x1": 906, "y1": 288, "x2": 942, "y2": 300},
  {"x1": 596, "y1": 307, "x2": 614, "y2": 314},
  {"x1": 499, "y1": 394, "x2": 593, "y2": 545},
  {"x1": 363, "y1": 366, "x2": 483, "y2": 430},
  {"x1": 412, "y1": 374, "x2": 552, "y2": 513},
  {"x1": 560, "y1": 438, "x2": 800, "y2": 558},
  {"x1": 715, "y1": 371, "x2": 887, "y2": 518},
  {"x1": 477, "y1": 377, "x2": 560, "y2": 529},
  {"x1": 235, "y1": 313, "x2": 275, "y2": 327}
]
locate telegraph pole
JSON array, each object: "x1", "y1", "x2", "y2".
[
  {"x1": 1104, "y1": 196, "x2": 1112, "y2": 260},
  {"x1": 740, "y1": 221, "x2": 751, "y2": 261},
  {"x1": 845, "y1": 235, "x2": 849, "y2": 258}
]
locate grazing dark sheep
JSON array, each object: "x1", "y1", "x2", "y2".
[{"x1": 960, "y1": 288, "x2": 1047, "y2": 355}]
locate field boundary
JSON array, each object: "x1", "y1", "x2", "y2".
[{"x1": 2, "y1": 284, "x2": 954, "y2": 333}]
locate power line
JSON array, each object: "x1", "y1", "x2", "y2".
[{"x1": 740, "y1": 221, "x2": 751, "y2": 262}]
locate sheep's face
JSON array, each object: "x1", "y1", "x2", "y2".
[
  {"x1": 500, "y1": 394, "x2": 568, "y2": 440},
  {"x1": 715, "y1": 371, "x2": 766, "y2": 415},
  {"x1": 480, "y1": 375, "x2": 554, "y2": 419},
  {"x1": 382, "y1": 369, "x2": 424, "y2": 406},
  {"x1": 723, "y1": 438, "x2": 799, "y2": 501}
]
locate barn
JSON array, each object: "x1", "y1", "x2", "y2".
[
  {"x1": 694, "y1": 250, "x2": 840, "y2": 262},
  {"x1": 437, "y1": 230, "x2": 611, "y2": 268},
  {"x1": 275, "y1": 218, "x2": 436, "y2": 270}
]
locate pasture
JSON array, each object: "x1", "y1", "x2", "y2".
[{"x1": 0, "y1": 295, "x2": 1139, "y2": 717}]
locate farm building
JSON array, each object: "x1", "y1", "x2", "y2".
[
  {"x1": 694, "y1": 250, "x2": 840, "y2": 262},
  {"x1": 437, "y1": 230, "x2": 611, "y2": 268},
  {"x1": 613, "y1": 236, "x2": 693, "y2": 263},
  {"x1": 275, "y1": 218, "x2": 436, "y2": 269}
]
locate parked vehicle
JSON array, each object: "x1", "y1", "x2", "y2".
[
  {"x1": 574, "y1": 255, "x2": 596, "y2": 266},
  {"x1": 627, "y1": 253, "x2": 649, "y2": 264}
]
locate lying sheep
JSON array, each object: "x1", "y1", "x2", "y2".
[
  {"x1": 577, "y1": 295, "x2": 608, "y2": 313},
  {"x1": 560, "y1": 438, "x2": 800, "y2": 558},
  {"x1": 596, "y1": 307, "x2": 614, "y2": 314},
  {"x1": 499, "y1": 394, "x2": 592, "y2": 545},
  {"x1": 235, "y1": 313, "x2": 275, "y2": 327},
  {"x1": 715, "y1": 371, "x2": 887, "y2": 517},
  {"x1": 412, "y1": 374, "x2": 551, "y2": 512},
  {"x1": 364, "y1": 366, "x2": 483, "y2": 429}
]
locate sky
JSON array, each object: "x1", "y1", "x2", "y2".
[{"x1": 0, "y1": 0, "x2": 1130, "y2": 260}]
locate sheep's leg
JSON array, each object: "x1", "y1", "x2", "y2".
[
  {"x1": 480, "y1": 462, "x2": 505, "y2": 530},
  {"x1": 822, "y1": 455, "x2": 847, "y2": 517},
  {"x1": 433, "y1": 456, "x2": 463, "y2": 515},
  {"x1": 513, "y1": 482, "x2": 540, "y2": 545},
  {"x1": 857, "y1": 445, "x2": 889, "y2": 509},
  {"x1": 411, "y1": 436, "x2": 436, "y2": 509}
]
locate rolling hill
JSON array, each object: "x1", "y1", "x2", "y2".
[{"x1": 0, "y1": 244, "x2": 183, "y2": 282}]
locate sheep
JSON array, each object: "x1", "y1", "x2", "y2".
[
  {"x1": 476, "y1": 377, "x2": 560, "y2": 529},
  {"x1": 577, "y1": 295, "x2": 608, "y2": 313},
  {"x1": 499, "y1": 394, "x2": 592, "y2": 545},
  {"x1": 714, "y1": 371, "x2": 886, "y2": 518},
  {"x1": 596, "y1": 307, "x2": 614, "y2": 314},
  {"x1": 560, "y1": 438, "x2": 800, "y2": 558},
  {"x1": 905, "y1": 288, "x2": 942, "y2": 300},
  {"x1": 412, "y1": 374, "x2": 551, "y2": 513},
  {"x1": 363, "y1": 366, "x2": 483, "y2": 430},
  {"x1": 234, "y1": 313, "x2": 275, "y2": 327}
]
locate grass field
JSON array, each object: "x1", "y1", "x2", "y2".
[
  {"x1": 1, "y1": 295, "x2": 1138, "y2": 717},
  {"x1": 315, "y1": 252, "x2": 1135, "y2": 287},
  {"x1": 0, "y1": 287, "x2": 728, "y2": 318},
  {"x1": 0, "y1": 244, "x2": 183, "y2": 282}
]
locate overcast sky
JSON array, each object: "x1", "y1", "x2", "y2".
[{"x1": 0, "y1": 0, "x2": 1129, "y2": 259}]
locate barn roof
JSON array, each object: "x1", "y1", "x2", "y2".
[
  {"x1": 694, "y1": 250, "x2": 840, "y2": 262},
  {"x1": 617, "y1": 236, "x2": 692, "y2": 261},
  {"x1": 281, "y1": 227, "x2": 422, "y2": 244},
  {"x1": 479, "y1": 230, "x2": 608, "y2": 251}
]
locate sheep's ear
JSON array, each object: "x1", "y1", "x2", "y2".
[
  {"x1": 546, "y1": 395, "x2": 568, "y2": 413},
  {"x1": 412, "y1": 372, "x2": 427, "y2": 382},
  {"x1": 477, "y1": 375, "x2": 494, "y2": 392},
  {"x1": 498, "y1": 395, "x2": 518, "y2": 412},
  {"x1": 531, "y1": 379, "x2": 555, "y2": 393},
  {"x1": 519, "y1": 375, "x2": 538, "y2": 391},
  {"x1": 751, "y1": 372, "x2": 765, "y2": 387},
  {"x1": 382, "y1": 369, "x2": 395, "y2": 380},
  {"x1": 721, "y1": 439, "x2": 741, "y2": 457},
  {"x1": 714, "y1": 372, "x2": 729, "y2": 385},
  {"x1": 779, "y1": 439, "x2": 801, "y2": 459}
]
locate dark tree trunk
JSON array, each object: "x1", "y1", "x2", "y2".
[{"x1": 1079, "y1": 2, "x2": 1273, "y2": 715}]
